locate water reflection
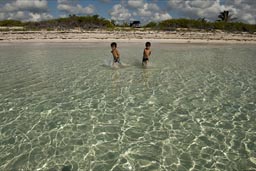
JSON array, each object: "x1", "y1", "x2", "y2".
[
  {"x1": 142, "y1": 68, "x2": 149, "y2": 88},
  {"x1": 0, "y1": 43, "x2": 256, "y2": 171}
]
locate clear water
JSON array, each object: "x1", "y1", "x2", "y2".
[{"x1": 0, "y1": 42, "x2": 256, "y2": 171}]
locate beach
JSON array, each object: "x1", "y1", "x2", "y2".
[{"x1": 1, "y1": 30, "x2": 256, "y2": 43}]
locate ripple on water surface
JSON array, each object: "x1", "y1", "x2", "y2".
[{"x1": 0, "y1": 43, "x2": 256, "y2": 171}]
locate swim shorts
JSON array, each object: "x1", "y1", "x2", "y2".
[
  {"x1": 114, "y1": 58, "x2": 120, "y2": 63},
  {"x1": 142, "y1": 57, "x2": 149, "y2": 62}
]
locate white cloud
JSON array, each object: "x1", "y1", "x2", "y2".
[
  {"x1": 147, "y1": 3, "x2": 160, "y2": 11},
  {"x1": 0, "y1": 13, "x2": 5, "y2": 20},
  {"x1": 168, "y1": 0, "x2": 222, "y2": 20},
  {"x1": 138, "y1": 8, "x2": 151, "y2": 17},
  {"x1": 187, "y1": 0, "x2": 216, "y2": 9},
  {"x1": 84, "y1": 5, "x2": 95, "y2": 14},
  {"x1": 241, "y1": 13, "x2": 255, "y2": 24},
  {"x1": 128, "y1": 0, "x2": 144, "y2": 8},
  {"x1": 28, "y1": 12, "x2": 53, "y2": 22},
  {"x1": 10, "y1": 11, "x2": 26, "y2": 20},
  {"x1": 129, "y1": 2, "x2": 171, "y2": 23},
  {"x1": 223, "y1": 0, "x2": 256, "y2": 24},
  {"x1": 137, "y1": 3, "x2": 160, "y2": 17},
  {"x1": 108, "y1": 1, "x2": 172, "y2": 23},
  {"x1": 99, "y1": 0, "x2": 112, "y2": 3},
  {"x1": 57, "y1": 0, "x2": 69, "y2": 3},
  {"x1": 2, "y1": 0, "x2": 48, "y2": 12},
  {"x1": 167, "y1": 0, "x2": 256, "y2": 24},
  {"x1": 0, "y1": 11, "x2": 52, "y2": 21},
  {"x1": 109, "y1": 4, "x2": 133, "y2": 22},
  {"x1": 0, "y1": 0, "x2": 52, "y2": 21},
  {"x1": 57, "y1": 1, "x2": 95, "y2": 15},
  {"x1": 151, "y1": 12, "x2": 172, "y2": 22}
]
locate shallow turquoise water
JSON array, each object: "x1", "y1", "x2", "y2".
[{"x1": 0, "y1": 42, "x2": 256, "y2": 171}]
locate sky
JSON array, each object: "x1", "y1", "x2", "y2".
[{"x1": 0, "y1": 0, "x2": 255, "y2": 24}]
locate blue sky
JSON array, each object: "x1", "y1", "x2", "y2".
[{"x1": 0, "y1": 0, "x2": 255, "y2": 24}]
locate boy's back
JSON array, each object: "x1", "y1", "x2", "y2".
[
  {"x1": 111, "y1": 42, "x2": 120, "y2": 63},
  {"x1": 142, "y1": 42, "x2": 151, "y2": 65},
  {"x1": 143, "y1": 48, "x2": 151, "y2": 58}
]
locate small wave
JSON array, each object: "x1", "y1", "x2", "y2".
[
  {"x1": 142, "y1": 61, "x2": 154, "y2": 68},
  {"x1": 103, "y1": 58, "x2": 130, "y2": 69}
]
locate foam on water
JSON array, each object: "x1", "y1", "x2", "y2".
[
  {"x1": 103, "y1": 57, "x2": 130, "y2": 69},
  {"x1": 0, "y1": 43, "x2": 256, "y2": 171}
]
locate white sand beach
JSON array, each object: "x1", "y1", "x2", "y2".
[{"x1": 1, "y1": 30, "x2": 256, "y2": 44}]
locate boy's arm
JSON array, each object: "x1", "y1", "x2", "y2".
[
  {"x1": 116, "y1": 49, "x2": 120, "y2": 58},
  {"x1": 145, "y1": 49, "x2": 151, "y2": 58},
  {"x1": 143, "y1": 49, "x2": 148, "y2": 57},
  {"x1": 112, "y1": 50, "x2": 118, "y2": 59}
]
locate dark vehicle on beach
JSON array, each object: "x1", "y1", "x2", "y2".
[{"x1": 130, "y1": 21, "x2": 141, "y2": 28}]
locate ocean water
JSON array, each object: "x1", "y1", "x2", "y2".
[{"x1": 0, "y1": 42, "x2": 256, "y2": 171}]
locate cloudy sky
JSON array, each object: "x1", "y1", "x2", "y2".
[{"x1": 0, "y1": 0, "x2": 255, "y2": 24}]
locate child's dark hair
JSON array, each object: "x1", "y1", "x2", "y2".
[
  {"x1": 145, "y1": 42, "x2": 151, "y2": 47},
  {"x1": 111, "y1": 42, "x2": 117, "y2": 47}
]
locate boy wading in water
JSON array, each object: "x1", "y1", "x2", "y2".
[
  {"x1": 111, "y1": 42, "x2": 121, "y2": 65},
  {"x1": 142, "y1": 42, "x2": 151, "y2": 66}
]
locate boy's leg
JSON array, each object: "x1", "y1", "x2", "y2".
[{"x1": 117, "y1": 59, "x2": 121, "y2": 64}]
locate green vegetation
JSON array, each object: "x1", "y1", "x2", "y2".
[
  {"x1": 0, "y1": 15, "x2": 114, "y2": 30},
  {"x1": 27, "y1": 15, "x2": 114, "y2": 30},
  {"x1": 0, "y1": 12, "x2": 255, "y2": 33},
  {"x1": 144, "y1": 22, "x2": 158, "y2": 28},
  {"x1": 0, "y1": 20, "x2": 24, "y2": 27},
  {"x1": 157, "y1": 18, "x2": 256, "y2": 33},
  {"x1": 154, "y1": 11, "x2": 255, "y2": 33}
]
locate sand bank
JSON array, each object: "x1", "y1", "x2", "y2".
[{"x1": 1, "y1": 30, "x2": 256, "y2": 44}]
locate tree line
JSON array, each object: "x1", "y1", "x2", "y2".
[
  {"x1": 0, "y1": 15, "x2": 114, "y2": 30},
  {"x1": 146, "y1": 11, "x2": 255, "y2": 33},
  {"x1": 0, "y1": 11, "x2": 255, "y2": 33},
  {"x1": 147, "y1": 18, "x2": 256, "y2": 33}
]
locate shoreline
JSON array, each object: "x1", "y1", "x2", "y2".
[
  {"x1": 1, "y1": 38, "x2": 256, "y2": 44},
  {"x1": 1, "y1": 30, "x2": 256, "y2": 44}
]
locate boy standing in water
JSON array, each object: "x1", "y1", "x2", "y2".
[
  {"x1": 111, "y1": 42, "x2": 121, "y2": 64},
  {"x1": 142, "y1": 42, "x2": 151, "y2": 66}
]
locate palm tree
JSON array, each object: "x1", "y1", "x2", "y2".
[
  {"x1": 217, "y1": 10, "x2": 236, "y2": 22},
  {"x1": 198, "y1": 17, "x2": 207, "y2": 23}
]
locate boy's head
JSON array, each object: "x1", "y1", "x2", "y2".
[
  {"x1": 145, "y1": 42, "x2": 151, "y2": 48},
  {"x1": 111, "y1": 42, "x2": 117, "y2": 49}
]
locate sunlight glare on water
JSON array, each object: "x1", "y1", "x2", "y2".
[{"x1": 0, "y1": 42, "x2": 256, "y2": 171}]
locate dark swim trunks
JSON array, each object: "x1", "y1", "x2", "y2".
[
  {"x1": 142, "y1": 57, "x2": 149, "y2": 62},
  {"x1": 114, "y1": 58, "x2": 120, "y2": 63}
]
